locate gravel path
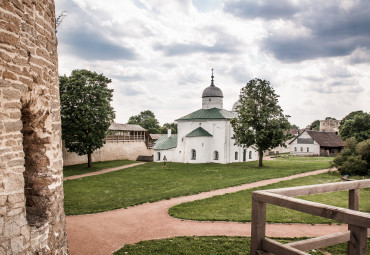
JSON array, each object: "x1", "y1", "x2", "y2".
[
  {"x1": 64, "y1": 168, "x2": 356, "y2": 255},
  {"x1": 63, "y1": 162, "x2": 146, "y2": 181}
]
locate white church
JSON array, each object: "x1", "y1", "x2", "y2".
[{"x1": 153, "y1": 71, "x2": 258, "y2": 164}]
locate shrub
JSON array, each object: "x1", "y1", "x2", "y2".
[
  {"x1": 339, "y1": 155, "x2": 368, "y2": 176},
  {"x1": 331, "y1": 138, "x2": 370, "y2": 176}
]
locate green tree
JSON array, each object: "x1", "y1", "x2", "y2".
[
  {"x1": 290, "y1": 124, "x2": 299, "y2": 130},
  {"x1": 339, "y1": 111, "x2": 370, "y2": 142},
  {"x1": 309, "y1": 120, "x2": 320, "y2": 130},
  {"x1": 128, "y1": 110, "x2": 161, "y2": 134},
  {"x1": 60, "y1": 69, "x2": 115, "y2": 168},
  {"x1": 160, "y1": 122, "x2": 177, "y2": 134},
  {"x1": 339, "y1": 110, "x2": 363, "y2": 125},
  {"x1": 231, "y1": 78, "x2": 291, "y2": 167}
]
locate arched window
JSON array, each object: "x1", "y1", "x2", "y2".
[
  {"x1": 157, "y1": 152, "x2": 161, "y2": 161},
  {"x1": 235, "y1": 152, "x2": 238, "y2": 160},
  {"x1": 214, "y1": 151, "x2": 219, "y2": 160},
  {"x1": 191, "y1": 149, "x2": 196, "y2": 160},
  {"x1": 249, "y1": 151, "x2": 252, "y2": 159}
]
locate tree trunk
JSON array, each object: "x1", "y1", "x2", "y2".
[
  {"x1": 258, "y1": 150, "x2": 263, "y2": 167},
  {"x1": 88, "y1": 153, "x2": 92, "y2": 168}
]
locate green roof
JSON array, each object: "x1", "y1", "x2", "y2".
[
  {"x1": 186, "y1": 127, "x2": 212, "y2": 137},
  {"x1": 177, "y1": 107, "x2": 236, "y2": 121},
  {"x1": 153, "y1": 134, "x2": 178, "y2": 150}
]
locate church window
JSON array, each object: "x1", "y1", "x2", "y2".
[
  {"x1": 191, "y1": 149, "x2": 196, "y2": 160},
  {"x1": 294, "y1": 147, "x2": 297, "y2": 151},
  {"x1": 209, "y1": 98, "x2": 211, "y2": 101},
  {"x1": 214, "y1": 151, "x2": 219, "y2": 160},
  {"x1": 301, "y1": 147, "x2": 303, "y2": 152},
  {"x1": 157, "y1": 152, "x2": 161, "y2": 161},
  {"x1": 307, "y1": 147, "x2": 309, "y2": 152},
  {"x1": 235, "y1": 152, "x2": 238, "y2": 160},
  {"x1": 249, "y1": 151, "x2": 252, "y2": 159}
]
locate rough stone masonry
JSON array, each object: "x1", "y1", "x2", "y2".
[{"x1": 0, "y1": 0, "x2": 68, "y2": 254}]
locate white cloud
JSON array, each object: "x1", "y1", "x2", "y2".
[{"x1": 56, "y1": 0, "x2": 370, "y2": 129}]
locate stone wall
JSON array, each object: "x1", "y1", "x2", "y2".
[
  {"x1": 320, "y1": 119, "x2": 340, "y2": 133},
  {"x1": 0, "y1": 0, "x2": 68, "y2": 254},
  {"x1": 63, "y1": 141, "x2": 153, "y2": 166}
]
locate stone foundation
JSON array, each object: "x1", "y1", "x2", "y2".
[{"x1": 0, "y1": 0, "x2": 68, "y2": 254}]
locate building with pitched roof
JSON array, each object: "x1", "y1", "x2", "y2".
[
  {"x1": 154, "y1": 71, "x2": 258, "y2": 164},
  {"x1": 289, "y1": 130, "x2": 344, "y2": 156}
]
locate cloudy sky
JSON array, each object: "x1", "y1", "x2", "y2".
[{"x1": 55, "y1": 0, "x2": 370, "y2": 128}]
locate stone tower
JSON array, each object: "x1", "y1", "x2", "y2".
[
  {"x1": 0, "y1": 0, "x2": 68, "y2": 254},
  {"x1": 319, "y1": 119, "x2": 341, "y2": 133}
]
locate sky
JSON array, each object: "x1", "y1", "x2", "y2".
[{"x1": 55, "y1": 0, "x2": 370, "y2": 128}]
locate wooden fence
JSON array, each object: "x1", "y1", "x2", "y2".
[{"x1": 251, "y1": 179, "x2": 370, "y2": 255}]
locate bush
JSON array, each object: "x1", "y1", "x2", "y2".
[
  {"x1": 356, "y1": 139, "x2": 370, "y2": 164},
  {"x1": 339, "y1": 155, "x2": 368, "y2": 176},
  {"x1": 331, "y1": 138, "x2": 370, "y2": 176}
]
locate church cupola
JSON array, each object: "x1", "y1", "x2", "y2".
[{"x1": 202, "y1": 69, "x2": 223, "y2": 109}]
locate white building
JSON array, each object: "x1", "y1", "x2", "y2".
[
  {"x1": 154, "y1": 72, "x2": 258, "y2": 164},
  {"x1": 289, "y1": 130, "x2": 344, "y2": 156}
]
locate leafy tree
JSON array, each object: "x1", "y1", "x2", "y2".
[
  {"x1": 160, "y1": 122, "x2": 177, "y2": 134},
  {"x1": 231, "y1": 78, "x2": 291, "y2": 167},
  {"x1": 290, "y1": 124, "x2": 299, "y2": 130},
  {"x1": 331, "y1": 138, "x2": 370, "y2": 176},
  {"x1": 339, "y1": 110, "x2": 363, "y2": 125},
  {"x1": 128, "y1": 110, "x2": 161, "y2": 134},
  {"x1": 309, "y1": 120, "x2": 320, "y2": 130},
  {"x1": 287, "y1": 124, "x2": 300, "y2": 138},
  {"x1": 339, "y1": 111, "x2": 370, "y2": 142},
  {"x1": 325, "y1": 117, "x2": 336, "y2": 120},
  {"x1": 60, "y1": 69, "x2": 115, "y2": 168}
]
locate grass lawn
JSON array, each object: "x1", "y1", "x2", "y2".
[
  {"x1": 63, "y1": 157, "x2": 331, "y2": 215},
  {"x1": 114, "y1": 236, "x2": 370, "y2": 255},
  {"x1": 169, "y1": 172, "x2": 370, "y2": 224},
  {"x1": 63, "y1": 159, "x2": 137, "y2": 177}
]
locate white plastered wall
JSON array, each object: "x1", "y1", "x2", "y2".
[
  {"x1": 173, "y1": 119, "x2": 258, "y2": 164},
  {"x1": 154, "y1": 148, "x2": 176, "y2": 162},
  {"x1": 290, "y1": 131, "x2": 320, "y2": 155}
]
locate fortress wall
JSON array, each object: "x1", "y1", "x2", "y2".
[
  {"x1": 0, "y1": 0, "x2": 68, "y2": 253},
  {"x1": 63, "y1": 141, "x2": 153, "y2": 166}
]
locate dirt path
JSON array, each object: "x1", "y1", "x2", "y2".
[
  {"x1": 66, "y1": 168, "x2": 351, "y2": 255},
  {"x1": 63, "y1": 162, "x2": 146, "y2": 181}
]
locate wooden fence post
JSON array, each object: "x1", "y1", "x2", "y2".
[
  {"x1": 251, "y1": 195, "x2": 266, "y2": 255},
  {"x1": 348, "y1": 225, "x2": 367, "y2": 255},
  {"x1": 348, "y1": 188, "x2": 366, "y2": 254},
  {"x1": 348, "y1": 189, "x2": 359, "y2": 210}
]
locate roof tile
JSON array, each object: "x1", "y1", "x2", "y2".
[
  {"x1": 109, "y1": 123, "x2": 147, "y2": 131},
  {"x1": 153, "y1": 135, "x2": 178, "y2": 150},
  {"x1": 186, "y1": 127, "x2": 213, "y2": 137},
  {"x1": 305, "y1": 131, "x2": 344, "y2": 147},
  {"x1": 177, "y1": 108, "x2": 236, "y2": 121}
]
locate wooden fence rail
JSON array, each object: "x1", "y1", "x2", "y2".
[{"x1": 251, "y1": 179, "x2": 370, "y2": 255}]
